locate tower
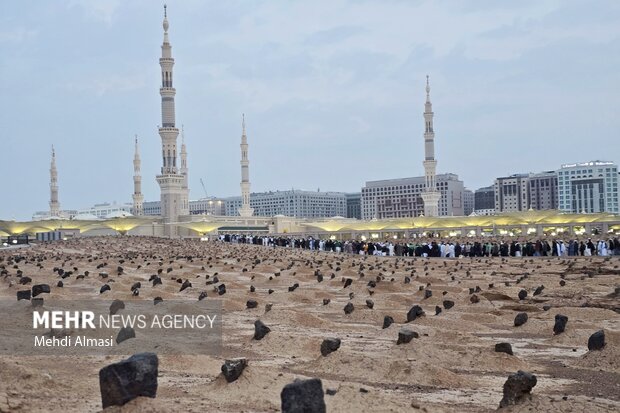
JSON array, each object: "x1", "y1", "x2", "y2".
[
  {"x1": 132, "y1": 135, "x2": 144, "y2": 216},
  {"x1": 180, "y1": 125, "x2": 189, "y2": 216},
  {"x1": 238, "y1": 114, "x2": 254, "y2": 217},
  {"x1": 49, "y1": 145, "x2": 60, "y2": 217},
  {"x1": 420, "y1": 75, "x2": 441, "y2": 217},
  {"x1": 155, "y1": 5, "x2": 185, "y2": 235}
]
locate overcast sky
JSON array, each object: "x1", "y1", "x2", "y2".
[{"x1": 1, "y1": 0, "x2": 619, "y2": 220}]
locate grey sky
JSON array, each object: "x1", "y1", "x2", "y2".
[{"x1": 1, "y1": 0, "x2": 619, "y2": 220}]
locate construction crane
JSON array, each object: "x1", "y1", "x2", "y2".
[{"x1": 200, "y1": 178, "x2": 208, "y2": 199}]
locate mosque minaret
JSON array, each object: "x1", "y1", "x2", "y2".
[
  {"x1": 132, "y1": 135, "x2": 144, "y2": 216},
  {"x1": 238, "y1": 114, "x2": 254, "y2": 217},
  {"x1": 155, "y1": 5, "x2": 186, "y2": 235},
  {"x1": 180, "y1": 125, "x2": 189, "y2": 216},
  {"x1": 420, "y1": 75, "x2": 441, "y2": 217},
  {"x1": 49, "y1": 145, "x2": 60, "y2": 218}
]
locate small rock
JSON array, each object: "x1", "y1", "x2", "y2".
[
  {"x1": 424, "y1": 289, "x2": 432, "y2": 299},
  {"x1": 499, "y1": 370, "x2": 537, "y2": 408},
  {"x1": 281, "y1": 378, "x2": 326, "y2": 413},
  {"x1": 435, "y1": 306, "x2": 442, "y2": 315},
  {"x1": 99, "y1": 353, "x2": 158, "y2": 408},
  {"x1": 443, "y1": 300, "x2": 455, "y2": 310},
  {"x1": 406, "y1": 305, "x2": 424, "y2": 322},
  {"x1": 470, "y1": 294, "x2": 480, "y2": 303},
  {"x1": 514, "y1": 312, "x2": 528, "y2": 327},
  {"x1": 344, "y1": 302, "x2": 354, "y2": 315},
  {"x1": 246, "y1": 300, "x2": 258, "y2": 309},
  {"x1": 518, "y1": 290, "x2": 527, "y2": 300},
  {"x1": 221, "y1": 358, "x2": 248, "y2": 383},
  {"x1": 495, "y1": 342, "x2": 513, "y2": 355},
  {"x1": 366, "y1": 299, "x2": 374, "y2": 309},
  {"x1": 100, "y1": 284, "x2": 111, "y2": 294},
  {"x1": 320, "y1": 338, "x2": 341, "y2": 356},
  {"x1": 110, "y1": 299, "x2": 125, "y2": 315},
  {"x1": 382, "y1": 315, "x2": 394, "y2": 329},
  {"x1": 397, "y1": 328, "x2": 418, "y2": 344},
  {"x1": 17, "y1": 290, "x2": 31, "y2": 301},
  {"x1": 116, "y1": 327, "x2": 136, "y2": 344},
  {"x1": 587, "y1": 330, "x2": 605, "y2": 351},
  {"x1": 32, "y1": 284, "x2": 51, "y2": 297},
  {"x1": 254, "y1": 320, "x2": 271, "y2": 340},
  {"x1": 322, "y1": 298, "x2": 330, "y2": 305},
  {"x1": 553, "y1": 314, "x2": 568, "y2": 335}
]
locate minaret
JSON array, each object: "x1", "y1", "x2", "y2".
[
  {"x1": 155, "y1": 5, "x2": 184, "y2": 236},
  {"x1": 238, "y1": 114, "x2": 254, "y2": 217},
  {"x1": 132, "y1": 135, "x2": 144, "y2": 216},
  {"x1": 49, "y1": 145, "x2": 60, "y2": 218},
  {"x1": 420, "y1": 75, "x2": 441, "y2": 217},
  {"x1": 179, "y1": 125, "x2": 189, "y2": 215}
]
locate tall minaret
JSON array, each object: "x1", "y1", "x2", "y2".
[
  {"x1": 132, "y1": 135, "x2": 144, "y2": 216},
  {"x1": 238, "y1": 114, "x2": 254, "y2": 217},
  {"x1": 179, "y1": 125, "x2": 189, "y2": 215},
  {"x1": 155, "y1": 5, "x2": 184, "y2": 236},
  {"x1": 49, "y1": 145, "x2": 60, "y2": 218},
  {"x1": 420, "y1": 75, "x2": 441, "y2": 217}
]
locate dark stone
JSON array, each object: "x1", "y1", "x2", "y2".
[
  {"x1": 404, "y1": 276, "x2": 411, "y2": 284},
  {"x1": 343, "y1": 278, "x2": 353, "y2": 288},
  {"x1": 553, "y1": 314, "x2": 568, "y2": 335},
  {"x1": 268, "y1": 289, "x2": 274, "y2": 294},
  {"x1": 288, "y1": 283, "x2": 299, "y2": 292},
  {"x1": 116, "y1": 327, "x2": 136, "y2": 344},
  {"x1": 19, "y1": 276, "x2": 32, "y2": 285},
  {"x1": 56, "y1": 280, "x2": 63, "y2": 288},
  {"x1": 518, "y1": 290, "x2": 528, "y2": 300},
  {"x1": 326, "y1": 388, "x2": 337, "y2": 396},
  {"x1": 180, "y1": 279, "x2": 192, "y2": 292},
  {"x1": 407, "y1": 305, "x2": 425, "y2": 322},
  {"x1": 99, "y1": 352, "x2": 158, "y2": 409},
  {"x1": 498, "y1": 370, "x2": 537, "y2": 408},
  {"x1": 110, "y1": 299, "x2": 125, "y2": 315},
  {"x1": 435, "y1": 306, "x2": 442, "y2": 315},
  {"x1": 514, "y1": 312, "x2": 528, "y2": 327},
  {"x1": 247, "y1": 300, "x2": 258, "y2": 309},
  {"x1": 218, "y1": 284, "x2": 226, "y2": 295},
  {"x1": 250, "y1": 285, "x2": 255, "y2": 293},
  {"x1": 443, "y1": 300, "x2": 455, "y2": 310},
  {"x1": 533, "y1": 285, "x2": 545, "y2": 296},
  {"x1": 424, "y1": 290, "x2": 432, "y2": 299},
  {"x1": 221, "y1": 358, "x2": 248, "y2": 383},
  {"x1": 317, "y1": 273, "x2": 323, "y2": 282},
  {"x1": 198, "y1": 291, "x2": 208, "y2": 301},
  {"x1": 382, "y1": 315, "x2": 394, "y2": 329},
  {"x1": 470, "y1": 294, "x2": 480, "y2": 303},
  {"x1": 366, "y1": 299, "x2": 374, "y2": 309},
  {"x1": 100, "y1": 284, "x2": 111, "y2": 294},
  {"x1": 153, "y1": 297, "x2": 163, "y2": 305},
  {"x1": 587, "y1": 330, "x2": 605, "y2": 351},
  {"x1": 469, "y1": 287, "x2": 475, "y2": 294},
  {"x1": 542, "y1": 305, "x2": 551, "y2": 311},
  {"x1": 559, "y1": 280, "x2": 566, "y2": 287},
  {"x1": 131, "y1": 282, "x2": 141, "y2": 291},
  {"x1": 32, "y1": 284, "x2": 51, "y2": 297},
  {"x1": 254, "y1": 320, "x2": 271, "y2": 340},
  {"x1": 397, "y1": 328, "x2": 418, "y2": 344},
  {"x1": 281, "y1": 378, "x2": 326, "y2": 413},
  {"x1": 32, "y1": 297, "x2": 44, "y2": 307},
  {"x1": 344, "y1": 302, "x2": 354, "y2": 315},
  {"x1": 495, "y1": 342, "x2": 513, "y2": 355},
  {"x1": 323, "y1": 298, "x2": 330, "y2": 305},
  {"x1": 320, "y1": 338, "x2": 341, "y2": 356},
  {"x1": 152, "y1": 277, "x2": 162, "y2": 286}
]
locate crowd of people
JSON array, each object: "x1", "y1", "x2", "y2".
[{"x1": 219, "y1": 234, "x2": 620, "y2": 257}]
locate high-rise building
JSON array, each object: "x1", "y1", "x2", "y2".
[
  {"x1": 528, "y1": 171, "x2": 558, "y2": 210},
  {"x1": 155, "y1": 6, "x2": 188, "y2": 235},
  {"x1": 494, "y1": 174, "x2": 530, "y2": 212},
  {"x1": 225, "y1": 190, "x2": 347, "y2": 218},
  {"x1": 345, "y1": 193, "x2": 362, "y2": 219},
  {"x1": 463, "y1": 189, "x2": 474, "y2": 216},
  {"x1": 361, "y1": 173, "x2": 464, "y2": 219},
  {"x1": 132, "y1": 135, "x2": 144, "y2": 216},
  {"x1": 49, "y1": 145, "x2": 60, "y2": 217},
  {"x1": 557, "y1": 161, "x2": 619, "y2": 213},
  {"x1": 420, "y1": 75, "x2": 441, "y2": 216},
  {"x1": 474, "y1": 186, "x2": 495, "y2": 212},
  {"x1": 238, "y1": 115, "x2": 254, "y2": 217}
]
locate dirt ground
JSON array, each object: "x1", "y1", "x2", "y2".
[{"x1": 0, "y1": 237, "x2": 618, "y2": 412}]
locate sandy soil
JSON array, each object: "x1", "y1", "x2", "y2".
[{"x1": 0, "y1": 236, "x2": 618, "y2": 412}]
